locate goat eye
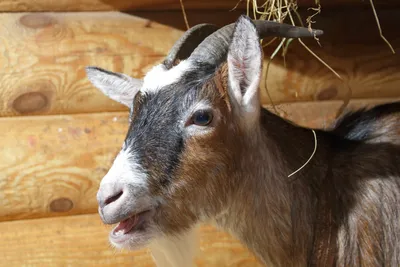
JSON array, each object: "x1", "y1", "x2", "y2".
[{"x1": 192, "y1": 110, "x2": 213, "y2": 126}]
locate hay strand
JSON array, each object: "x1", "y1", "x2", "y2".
[
  {"x1": 175, "y1": 0, "x2": 393, "y2": 178},
  {"x1": 369, "y1": 0, "x2": 395, "y2": 54},
  {"x1": 264, "y1": 37, "x2": 288, "y2": 114},
  {"x1": 179, "y1": 0, "x2": 190, "y2": 30},
  {"x1": 288, "y1": 129, "x2": 317, "y2": 178},
  {"x1": 231, "y1": 0, "x2": 245, "y2": 11},
  {"x1": 285, "y1": 1, "x2": 350, "y2": 118},
  {"x1": 296, "y1": 37, "x2": 352, "y2": 118},
  {"x1": 247, "y1": 0, "x2": 324, "y2": 177}
]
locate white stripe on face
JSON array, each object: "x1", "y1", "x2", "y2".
[
  {"x1": 141, "y1": 60, "x2": 193, "y2": 94},
  {"x1": 97, "y1": 148, "x2": 152, "y2": 226},
  {"x1": 100, "y1": 148, "x2": 147, "y2": 189}
]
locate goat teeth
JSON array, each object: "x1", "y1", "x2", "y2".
[{"x1": 115, "y1": 230, "x2": 125, "y2": 236}]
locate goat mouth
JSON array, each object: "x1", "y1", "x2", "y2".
[{"x1": 109, "y1": 209, "x2": 154, "y2": 244}]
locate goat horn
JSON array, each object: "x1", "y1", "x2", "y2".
[
  {"x1": 189, "y1": 16, "x2": 324, "y2": 66},
  {"x1": 163, "y1": 23, "x2": 219, "y2": 69}
]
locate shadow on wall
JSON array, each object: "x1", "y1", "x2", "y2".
[
  {"x1": 127, "y1": 7, "x2": 399, "y2": 63},
  {"x1": 58, "y1": 1, "x2": 398, "y2": 102},
  {"x1": 126, "y1": 8, "x2": 400, "y2": 101},
  {"x1": 97, "y1": 0, "x2": 247, "y2": 12}
]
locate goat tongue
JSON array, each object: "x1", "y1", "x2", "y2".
[{"x1": 114, "y1": 215, "x2": 138, "y2": 235}]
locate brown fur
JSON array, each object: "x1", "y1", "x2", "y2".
[
  {"x1": 90, "y1": 17, "x2": 400, "y2": 266},
  {"x1": 213, "y1": 63, "x2": 232, "y2": 112},
  {"x1": 152, "y1": 77, "x2": 236, "y2": 235},
  {"x1": 148, "y1": 68, "x2": 400, "y2": 266}
]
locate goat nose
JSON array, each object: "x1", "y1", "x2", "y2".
[
  {"x1": 97, "y1": 184, "x2": 124, "y2": 209},
  {"x1": 105, "y1": 191, "x2": 123, "y2": 205}
]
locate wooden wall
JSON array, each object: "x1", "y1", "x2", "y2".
[
  {"x1": 1, "y1": 9, "x2": 399, "y2": 118},
  {"x1": 0, "y1": 0, "x2": 399, "y2": 266},
  {"x1": 0, "y1": 0, "x2": 398, "y2": 11}
]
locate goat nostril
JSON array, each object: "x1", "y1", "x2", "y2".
[{"x1": 104, "y1": 191, "x2": 123, "y2": 206}]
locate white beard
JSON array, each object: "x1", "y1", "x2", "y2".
[{"x1": 149, "y1": 226, "x2": 200, "y2": 267}]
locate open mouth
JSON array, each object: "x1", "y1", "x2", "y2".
[{"x1": 109, "y1": 209, "x2": 154, "y2": 245}]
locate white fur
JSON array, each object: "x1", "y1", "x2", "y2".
[
  {"x1": 97, "y1": 148, "x2": 149, "y2": 223},
  {"x1": 141, "y1": 60, "x2": 193, "y2": 94},
  {"x1": 100, "y1": 149, "x2": 147, "y2": 188},
  {"x1": 227, "y1": 17, "x2": 262, "y2": 123},
  {"x1": 149, "y1": 226, "x2": 200, "y2": 267},
  {"x1": 86, "y1": 60, "x2": 193, "y2": 107},
  {"x1": 86, "y1": 67, "x2": 142, "y2": 108}
]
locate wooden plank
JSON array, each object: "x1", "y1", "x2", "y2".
[
  {"x1": 0, "y1": 112, "x2": 129, "y2": 222},
  {"x1": 134, "y1": 8, "x2": 400, "y2": 105},
  {"x1": 266, "y1": 98, "x2": 400, "y2": 129},
  {"x1": 0, "y1": 10, "x2": 399, "y2": 117},
  {"x1": 0, "y1": 0, "x2": 241, "y2": 12},
  {"x1": 0, "y1": 12, "x2": 180, "y2": 117},
  {"x1": 0, "y1": 0, "x2": 398, "y2": 12},
  {"x1": 257, "y1": 7, "x2": 400, "y2": 105},
  {"x1": 0, "y1": 98, "x2": 397, "y2": 223},
  {"x1": 0, "y1": 214, "x2": 262, "y2": 267}
]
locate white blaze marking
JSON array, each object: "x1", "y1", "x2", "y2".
[
  {"x1": 141, "y1": 60, "x2": 192, "y2": 94},
  {"x1": 100, "y1": 149, "x2": 147, "y2": 188}
]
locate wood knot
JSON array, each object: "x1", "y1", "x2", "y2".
[
  {"x1": 317, "y1": 87, "x2": 338, "y2": 100},
  {"x1": 20, "y1": 14, "x2": 56, "y2": 29},
  {"x1": 50, "y1": 198, "x2": 74, "y2": 212},
  {"x1": 13, "y1": 91, "x2": 49, "y2": 114}
]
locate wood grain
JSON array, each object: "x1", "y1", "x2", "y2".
[
  {"x1": 1, "y1": 98, "x2": 398, "y2": 222},
  {"x1": 107, "y1": 8, "x2": 400, "y2": 105},
  {"x1": 0, "y1": 12, "x2": 181, "y2": 117},
  {"x1": 257, "y1": 7, "x2": 400, "y2": 105},
  {"x1": 0, "y1": 112, "x2": 129, "y2": 222},
  {"x1": 265, "y1": 98, "x2": 400, "y2": 129},
  {"x1": 0, "y1": 0, "x2": 241, "y2": 12},
  {"x1": 0, "y1": 10, "x2": 399, "y2": 117},
  {"x1": 0, "y1": 214, "x2": 262, "y2": 267},
  {"x1": 0, "y1": 0, "x2": 398, "y2": 12}
]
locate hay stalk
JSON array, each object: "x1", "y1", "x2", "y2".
[
  {"x1": 179, "y1": 0, "x2": 190, "y2": 30},
  {"x1": 178, "y1": 0, "x2": 394, "y2": 177},
  {"x1": 369, "y1": 0, "x2": 395, "y2": 54}
]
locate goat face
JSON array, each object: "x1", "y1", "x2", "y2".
[
  {"x1": 86, "y1": 62, "x2": 241, "y2": 249},
  {"x1": 86, "y1": 16, "x2": 322, "y2": 250}
]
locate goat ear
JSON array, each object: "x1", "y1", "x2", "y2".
[
  {"x1": 85, "y1": 66, "x2": 142, "y2": 108},
  {"x1": 227, "y1": 16, "x2": 262, "y2": 118}
]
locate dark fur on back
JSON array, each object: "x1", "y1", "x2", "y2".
[
  {"x1": 253, "y1": 101, "x2": 400, "y2": 266},
  {"x1": 301, "y1": 101, "x2": 400, "y2": 266},
  {"x1": 332, "y1": 101, "x2": 400, "y2": 143}
]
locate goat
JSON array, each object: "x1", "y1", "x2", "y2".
[{"x1": 86, "y1": 15, "x2": 400, "y2": 266}]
